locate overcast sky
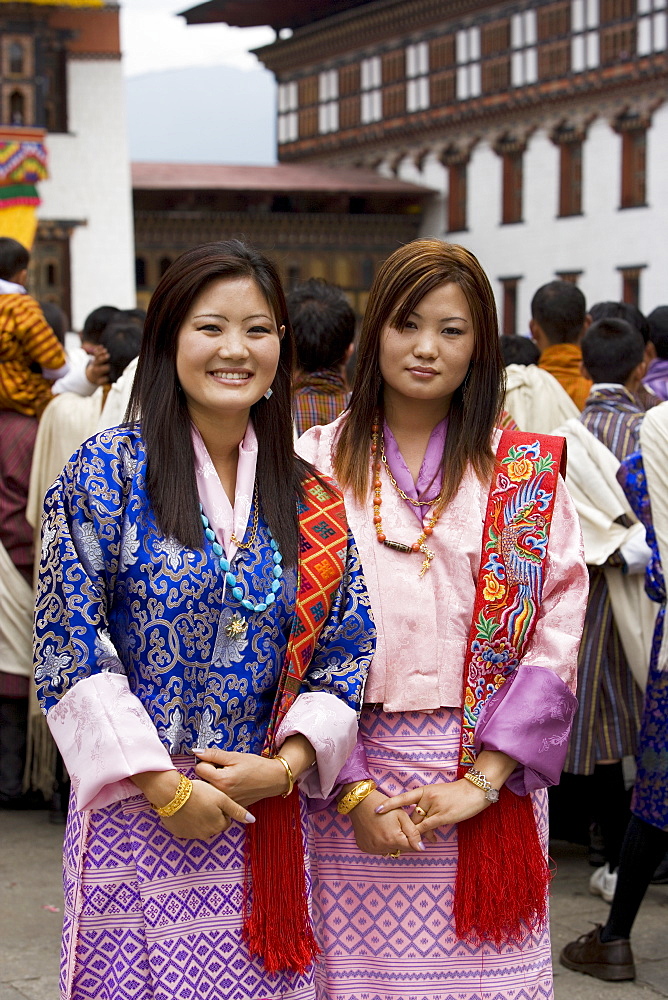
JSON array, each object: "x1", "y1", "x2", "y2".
[
  {"x1": 121, "y1": 0, "x2": 277, "y2": 163},
  {"x1": 120, "y1": 0, "x2": 275, "y2": 77}
]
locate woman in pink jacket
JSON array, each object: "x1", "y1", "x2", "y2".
[{"x1": 298, "y1": 239, "x2": 588, "y2": 1000}]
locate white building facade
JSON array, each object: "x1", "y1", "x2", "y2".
[
  {"x1": 0, "y1": 2, "x2": 135, "y2": 329},
  {"x1": 229, "y1": 0, "x2": 668, "y2": 331}
]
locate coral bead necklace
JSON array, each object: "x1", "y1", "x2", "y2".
[{"x1": 371, "y1": 420, "x2": 441, "y2": 578}]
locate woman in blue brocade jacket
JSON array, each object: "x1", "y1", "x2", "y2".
[{"x1": 34, "y1": 241, "x2": 375, "y2": 1000}]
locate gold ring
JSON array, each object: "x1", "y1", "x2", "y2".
[
  {"x1": 413, "y1": 805, "x2": 426, "y2": 817},
  {"x1": 385, "y1": 849, "x2": 401, "y2": 859}
]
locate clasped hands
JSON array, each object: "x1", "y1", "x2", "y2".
[
  {"x1": 346, "y1": 779, "x2": 494, "y2": 857},
  {"x1": 133, "y1": 736, "x2": 314, "y2": 841}
]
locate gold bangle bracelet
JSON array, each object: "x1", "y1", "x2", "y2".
[
  {"x1": 152, "y1": 773, "x2": 193, "y2": 817},
  {"x1": 273, "y1": 754, "x2": 295, "y2": 797},
  {"x1": 336, "y1": 779, "x2": 376, "y2": 815}
]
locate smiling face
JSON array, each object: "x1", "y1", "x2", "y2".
[
  {"x1": 379, "y1": 281, "x2": 475, "y2": 417},
  {"x1": 175, "y1": 275, "x2": 283, "y2": 428}
]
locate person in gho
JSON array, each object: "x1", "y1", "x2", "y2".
[
  {"x1": 33, "y1": 240, "x2": 375, "y2": 1000},
  {"x1": 297, "y1": 239, "x2": 588, "y2": 1000}
]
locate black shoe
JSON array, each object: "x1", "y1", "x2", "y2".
[{"x1": 560, "y1": 925, "x2": 635, "y2": 982}]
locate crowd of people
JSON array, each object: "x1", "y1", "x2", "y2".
[{"x1": 0, "y1": 232, "x2": 665, "y2": 1000}]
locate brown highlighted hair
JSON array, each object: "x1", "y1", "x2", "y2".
[
  {"x1": 126, "y1": 239, "x2": 308, "y2": 564},
  {"x1": 333, "y1": 239, "x2": 504, "y2": 506}
]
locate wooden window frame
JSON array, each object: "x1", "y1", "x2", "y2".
[
  {"x1": 499, "y1": 277, "x2": 521, "y2": 335},
  {"x1": 620, "y1": 128, "x2": 647, "y2": 208},
  {"x1": 559, "y1": 140, "x2": 583, "y2": 216},
  {"x1": 448, "y1": 162, "x2": 468, "y2": 232},
  {"x1": 501, "y1": 151, "x2": 523, "y2": 224}
]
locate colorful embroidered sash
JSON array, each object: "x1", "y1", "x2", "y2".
[
  {"x1": 263, "y1": 475, "x2": 349, "y2": 754},
  {"x1": 455, "y1": 430, "x2": 566, "y2": 945},
  {"x1": 460, "y1": 430, "x2": 567, "y2": 767},
  {"x1": 245, "y1": 473, "x2": 350, "y2": 974}
]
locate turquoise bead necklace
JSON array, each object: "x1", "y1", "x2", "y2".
[{"x1": 200, "y1": 486, "x2": 283, "y2": 620}]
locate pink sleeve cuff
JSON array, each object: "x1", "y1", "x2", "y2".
[
  {"x1": 275, "y1": 691, "x2": 358, "y2": 799},
  {"x1": 46, "y1": 671, "x2": 174, "y2": 811},
  {"x1": 474, "y1": 664, "x2": 578, "y2": 795},
  {"x1": 306, "y1": 731, "x2": 373, "y2": 813}
]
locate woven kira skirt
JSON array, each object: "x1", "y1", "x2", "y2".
[
  {"x1": 308, "y1": 708, "x2": 553, "y2": 1000},
  {"x1": 60, "y1": 756, "x2": 315, "y2": 1000}
]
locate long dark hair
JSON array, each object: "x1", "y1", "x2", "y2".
[
  {"x1": 334, "y1": 239, "x2": 504, "y2": 506},
  {"x1": 126, "y1": 240, "x2": 308, "y2": 565}
]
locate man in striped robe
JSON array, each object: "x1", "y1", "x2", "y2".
[{"x1": 563, "y1": 316, "x2": 651, "y2": 902}]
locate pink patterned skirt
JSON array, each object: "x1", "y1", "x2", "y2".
[
  {"x1": 60, "y1": 756, "x2": 314, "y2": 1000},
  {"x1": 309, "y1": 708, "x2": 553, "y2": 1000}
]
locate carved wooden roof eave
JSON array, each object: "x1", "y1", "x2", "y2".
[
  {"x1": 277, "y1": 74, "x2": 668, "y2": 164},
  {"x1": 252, "y1": 0, "x2": 500, "y2": 75}
]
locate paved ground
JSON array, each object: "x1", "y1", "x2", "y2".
[{"x1": 0, "y1": 811, "x2": 666, "y2": 999}]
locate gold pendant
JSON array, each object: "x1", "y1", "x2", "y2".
[
  {"x1": 419, "y1": 543, "x2": 435, "y2": 578},
  {"x1": 224, "y1": 614, "x2": 248, "y2": 639}
]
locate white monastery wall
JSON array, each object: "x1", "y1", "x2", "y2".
[
  {"x1": 392, "y1": 100, "x2": 668, "y2": 325},
  {"x1": 38, "y1": 60, "x2": 136, "y2": 330}
]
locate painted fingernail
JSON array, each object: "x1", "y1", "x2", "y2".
[
  {"x1": 417, "y1": 842, "x2": 426, "y2": 851},
  {"x1": 245, "y1": 812, "x2": 256, "y2": 824},
  {"x1": 374, "y1": 805, "x2": 384, "y2": 814}
]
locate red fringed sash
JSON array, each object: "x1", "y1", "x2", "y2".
[
  {"x1": 243, "y1": 476, "x2": 349, "y2": 974},
  {"x1": 455, "y1": 431, "x2": 566, "y2": 945}
]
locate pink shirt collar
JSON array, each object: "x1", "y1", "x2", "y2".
[{"x1": 191, "y1": 421, "x2": 258, "y2": 560}]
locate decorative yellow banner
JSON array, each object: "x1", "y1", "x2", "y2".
[{"x1": 0, "y1": 204, "x2": 38, "y2": 248}]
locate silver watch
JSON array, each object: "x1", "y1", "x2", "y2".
[{"x1": 464, "y1": 767, "x2": 500, "y2": 803}]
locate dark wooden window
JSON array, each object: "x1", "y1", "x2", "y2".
[
  {"x1": 159, "y1": 257, "x2": 172, "y2": 277},
  {"x1": 339, "y1": 63, "x2": 360, "y2": 98},
  {"x1": 383, "y1": 83, "x2": 406, "y2": 117},
  {"x1": 482, "y1": 57, "x2": 510, "y2": 92},
  {"x1": 9, "y1": 42, "x2": 25, "y2": 75},
  {"x1": 537, "y1": 2, "x2": 571, "y2": 39},
  {"x1": 298, "y1": 106, "x2": 318, "y2": 137},
  {"x1": 431, "y1": 70, "x2": 456, "y2": 104},
  {"x1": 559, "y1": 141, "x2": 583, "y2": 216},
  {"x1": 448, "y1": 163, "x2": 467, "y2": 232},
  {"x1": 600, "y1": 24, "x2": 636, "y2": 62},
  {"x1": 620, "y1": 129, "x2": 647, "y2": 208},
  {"x1": 500, "y1": 278, "x2": 520, "y2": 335},
  {"x1": 298, "y1": 75, "x2": 318, "y2": 106},
  {"x1": 539, "y1": 41, "x2": 570, "y2": 77},
  {"x1": 600, "y1": 0, "x2": 635, "y2": 21},
  {"x1": 339, "y1": 95, "x2": 360, "y2": 129},
  {"x1": 430, "y1": 35, "x2": 455, "y2": 70},
  {"x1": 502, "y1": 152, "x2": 523, "y2": 224},
  {"x1": 619, "y1": 266, "x2": 643, "y2": 306},
  {"x1": 482, "y1": 20, "x2": 510, "y2": 55},
  {"x1": 555, "y1": 271, "x2": 582, "y2": 284},
  {"x1": 31, "y1": 225, "x2": 73, "y2": 322},
  {"x1": 382, "y1": 50, "x2": 405, "y2": 83}
]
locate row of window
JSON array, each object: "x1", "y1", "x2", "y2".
[
  {"x1": 277, "y1": 0, "x2": 667, "y2": 142},
  {"x1": 445, "y1": 124, "x2": 646, "y2": 233},
  {"x1": 501, "y1": 266, "x2": 643, "y2": 334}
]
